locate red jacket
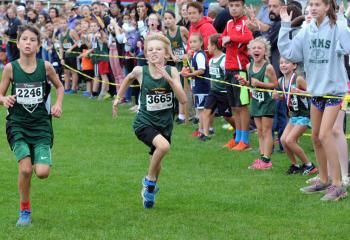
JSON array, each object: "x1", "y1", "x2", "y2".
[
  {"x1": 218, "y1": 16, "x2": 253, "y2": 70},
  {"x1": 187, "y1": 17, "x2": 217, "y2": 58}
]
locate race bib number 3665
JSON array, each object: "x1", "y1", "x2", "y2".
[
  {"x1": 16, "y1": 82, "x2": 43, "y2": 105},
  {"x1": 146, "y1": 93, "x2": 173, "y2": 111}
]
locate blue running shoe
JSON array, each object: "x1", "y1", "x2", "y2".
[
  {"x1": 64, "y1": 89, "x2": 72, "y2": 94},
  {"x1": 82, "y1": 91, "x2": 92, "y2": 97},
  {"x1": 141, "y1": 178, "x2": 159, "y2": 209},
  {"x1": 16, "y1": 210, "x2": 32, "y2": 227}
]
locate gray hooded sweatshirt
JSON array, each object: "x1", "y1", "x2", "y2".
[{"x1": 278, "y1": 15, "x2": 350, "y2": 97}]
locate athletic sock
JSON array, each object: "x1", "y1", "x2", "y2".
[
  {"x1": 178, "y1": 114, "x2": 185, "y2": 120},
  {"x1": 294, "y1": 164, "x2": 300, "y2": 167},
  {"x1": 241, "y1": 130, "x2": 249, "y2": 145},
  {"x1": 145, "y1": 178, "x2": 156, "y2": 192},
  {"x1": 20, "y1": 201, "x2": 31, "y2": 211},
  {"x1": 261, "y1": 156, "x2": 271, "y2": 163},
  {"x1": 235, "y1": 129, "x2": 242, "y2": 143},
  {"x1": 305, "y1": 162, "x2": 312, "y2": 167}
]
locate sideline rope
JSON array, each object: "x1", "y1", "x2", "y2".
[{"x1": 1, "y1": 37, "x2": 349, "y2": 101}]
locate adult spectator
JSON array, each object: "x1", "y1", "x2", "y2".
[
  {"x1": 16, "y1": 5, "x2": 26, "y2": 24},
  {"x1": 26, "y1": 8, "x2": 38, "y2": 25},
  {"x1": 92, "y1": 2, "x2": 111, "y2": 30},
  {"x1": 109, "y1": 1, "x2": 124, "y2": 27},
  {"x1": 246, "y1": 0, "x2": 273, "y2": 38},
  {"x1": 48, "y1": 7, "x2": 60, "y2": 22},
  {"x1": 187, "y1": 1, "x2": 217, "y2": 57},
  {"x1": 65, "y1": 2, "x2": 81, "y2": 30},
  {"x1": 252, "y1": 0, "x2": 285, "y2": 77},
  {"x1": 34, "y1": 0, "x2": 48, "y2": 16},
  {"x1": 208, "y1": 3, "x2": 225, "y2": 20},
  {"x1": 5, "y1": 5, "x2": 21, "y2": 61},
  {"x1": 213, "y1": 0, "x2": 232, "y2": 33},
  {"x1": 80, "y1": 5, "x2": 92, "y2": 20},
  {"x1": 135, "y1": 0, "x2": 154, "y2": 39}
]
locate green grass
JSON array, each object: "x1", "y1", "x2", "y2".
[{"x1": 0, "y1": 71, "x2": 350, "y2": 239}]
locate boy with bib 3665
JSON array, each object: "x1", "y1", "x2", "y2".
[
  {"x1": 112, "y1": 33, "x2": 187, "y2": 208},
  {"x1": 0, "y1": 25, "x2": 64, "y2": 226}
]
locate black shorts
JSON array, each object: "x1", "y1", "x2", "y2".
[
  {"x1": 204, "y1": 91, "x2": 232, "y2": 117},
  {"x1": 82, "y1": 70, "x2": 94, "y2": 81},
  {"x1": 225, "y1": 70, "x2": 250, "y2": 107},
  {"x1": 135, "y1": 126, "x2": 171, "y2": 155},
  {"x1": 64, "y1": 57, "x2": 77, "y2": 70}
]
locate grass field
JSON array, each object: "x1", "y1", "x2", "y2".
[{"x1": 0, "y1": 71, "x2": 350, "y2": 239}]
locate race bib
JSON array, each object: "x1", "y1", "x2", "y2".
[
  {"x1": 62, "y1": 42, "x2": 72, "y2": 49},
  {"x1": 290, "y1": 95, "x2": 299, "y2": 111},
  {"x1": 16, "y1": 82, "x2": 43, "y2": 105},
  {"x1": 146, "y1": 92, "x2": 173, "y2": 111},
  {"x1": 252, "y1": 90, "x2": 264, "y2": 102},
  {"x1": 209, "y1": 66, "x2": 220, "y2": 78},
  {"x1": 173, "y1": 48, "x2": 185, "y2": 59}
]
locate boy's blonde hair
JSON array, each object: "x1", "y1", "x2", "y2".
[
  {"x1": 144, "y1": 33, "x2": 171, "y2": 59},
  {"x1": 248, "y1": 37, "x2": 271, "y2": 62}
]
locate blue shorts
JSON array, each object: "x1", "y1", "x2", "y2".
[
  {"x1": 194, "y1": 94, "x2": 208, "y2": 109},
  {"x1": 311, "y1": 97, "x2": 342, "y2": 112},
  {"x1": 289, "y1": 116, "x2": 310, "y2": 125}
]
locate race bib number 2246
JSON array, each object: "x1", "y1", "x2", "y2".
[{"x1": 16, "y1": 82, "x2": 43, "y2": 105}]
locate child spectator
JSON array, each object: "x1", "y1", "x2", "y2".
[
  {"x1": 181, "y1": 33, "x2": 210, "y2": 137},
  {"x1": 275, "y1": 57, "x2": 317, "y2": 175},
  {"x1": 238, "y1": 37, "x2": 278, "y2": 169},
  {"x1": 58, "y1": 17, "x2": 80, "y2": 94},
  {"x1": 218, "y1": 0, "x2": 253, "y2": 150},
  {"x1": 278, "y1": 0, "x2": 350, "y2": 201},
  {"x1": 201, "y1": 34, "x2": 235, "y2": 141}
]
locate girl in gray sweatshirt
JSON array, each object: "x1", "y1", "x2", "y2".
[{"x1": 277, "y1": 0, "x2": 350, "y2": 201}]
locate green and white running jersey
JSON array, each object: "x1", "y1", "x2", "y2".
[
  {"x1": 133, "y1": 66, "x2": 174, "y2": 136},
  {"x1": 209, "y1": 54, "x2": 226, "y2": 93},
  {"x1": 6, "y1": 59, "x2": 53, "y2": 148},
  {"x1": 249, "y1": 61, "x2": 275, "y2": 117},
  {"x1": 166, "y1": 26, "x2": 185, "y2": 71}
]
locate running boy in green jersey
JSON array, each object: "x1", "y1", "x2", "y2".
[
  {"x1": 0, "y1": 25, "x2": 64, "y2": 226},
  {"x1": 112, "y1": 33, "x2": 187, "y2": 208}
]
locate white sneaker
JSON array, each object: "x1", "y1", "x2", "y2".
[
  {"x1": 305, "y1": 174, "x2": 320, "y2": 185},
  {"x1": 343, "y1": 176, "x2": 350, "y2": 187}
]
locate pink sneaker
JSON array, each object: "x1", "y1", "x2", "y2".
[
  {"x1": 248, "y1": 159, "x2": 262, "y2": 169},
  {"x1": 249, "y1": 159, "x2": 272, "y2": 170}
]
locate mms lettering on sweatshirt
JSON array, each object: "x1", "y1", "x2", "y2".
[
  {"x1": 278, "y1": 15, "x2": 350, "y2": 97},
  {"x1": 309, "y1": 39, "x2": 331, "y2": 64}
]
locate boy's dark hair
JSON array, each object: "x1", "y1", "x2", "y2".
[
  {"x1": 228, "y1": 0, "x2": 245, "y2": 4},
  {"x1": 209, "y1": 34, "x2": 223, "y2": 51},
  {"x1": 187, "y1": 2, "x2": 203, "y2": 14},
  {"x1": 17, "y1": 25, "x2": 41, "y2": 44}
]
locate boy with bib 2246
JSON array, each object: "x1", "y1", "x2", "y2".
[{"x1": 0, "y1": 25, "x2": 64, "y2": 226}]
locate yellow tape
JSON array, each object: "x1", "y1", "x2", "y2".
[
  {"x1": 55, "y1": 48, "x2": 140, "y2": 87},
  {"x1": 1, "y1": 37, "x2": 348, "y2": 100}
]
